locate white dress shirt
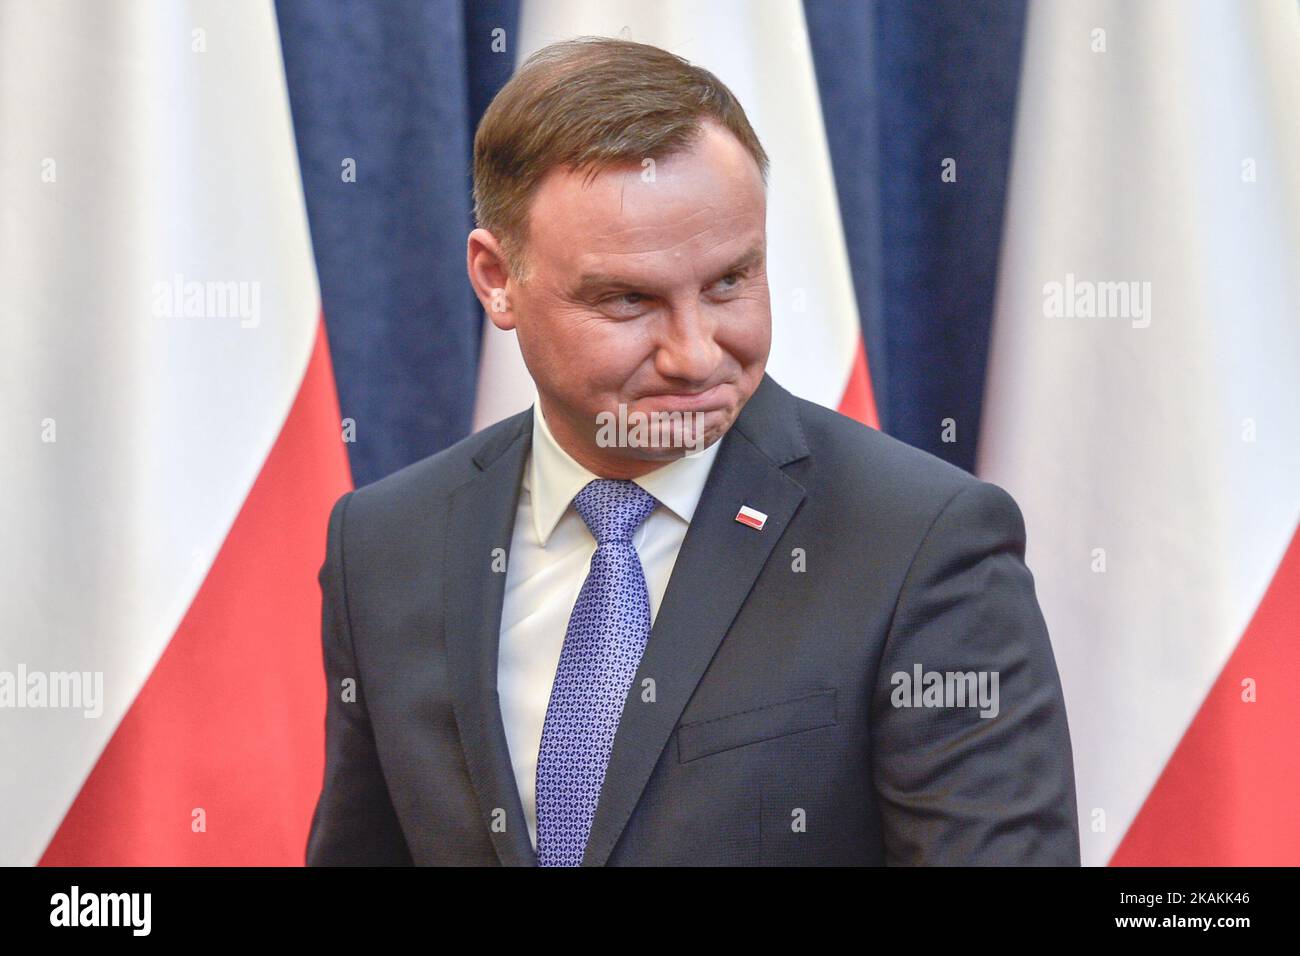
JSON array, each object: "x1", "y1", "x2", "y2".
[{"x1": 496, "y1": 398, "x2": 722, "y2": 851}]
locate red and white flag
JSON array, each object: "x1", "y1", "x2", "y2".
[
  {"x1": 472, "y1": 0, "x2": 878, "y2": 430},
  {"x1": 0, "y1": 0, "x2": 350, "y2": 864},
  {"x1": 979, "y1": 0, "x2": 1300, "y2": 865}
]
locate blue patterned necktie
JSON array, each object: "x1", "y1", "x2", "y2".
[{"x1": 535, "y1": 478, "x2": 659, "y2": 866}]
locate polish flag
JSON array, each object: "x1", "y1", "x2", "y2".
[
  {"x1": 978, "y1": 0, "x2": 1300, "y2": 865},
  {"x1": 0, "y1": 1, "x2": 350, "y2": 864},
  {"x1": 472, "y1": 0, "x2": 878, "y2": 430}
]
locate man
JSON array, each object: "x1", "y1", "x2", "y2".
[{"x1": 305, "y1": 36, "x2": 1080, "y2": 866}]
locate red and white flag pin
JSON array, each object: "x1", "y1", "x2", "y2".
[{"x1": 734, "y1": 504, "x2": 768, "y2": 531}]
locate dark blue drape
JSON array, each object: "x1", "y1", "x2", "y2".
[
  {"x1": 277, "y1": 0, "x2": 518, "y2": 487},
  {"x1": 277, "y1": 0, "x2": 1025, "y2": 486}
]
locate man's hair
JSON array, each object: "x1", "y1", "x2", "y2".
[{"x1": 472, "y1": 36, "x2": 770, "y2": 283}]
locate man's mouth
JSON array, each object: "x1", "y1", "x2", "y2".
[{"x1": 638, "y1": 383, "x2": 729, "y2": 412}]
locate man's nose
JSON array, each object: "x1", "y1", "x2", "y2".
[{"x1": 653, "y1": 302, "x2": 721, "y2": 383}]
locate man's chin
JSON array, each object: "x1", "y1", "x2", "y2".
[
  {"x1": 593, "y1": 404, "x2": 733, "y2": 459},
  {"x1": 653, "y1": 409, "x2": 730, "y2": 458}
]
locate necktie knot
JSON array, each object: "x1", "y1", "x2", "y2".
[{"x1": 573, "y1": 479, "x2": 658, "y2": 545}]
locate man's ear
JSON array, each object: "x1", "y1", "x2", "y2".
[{"x1": 466, "y1": 228, "x2": 518, "y2": 330}]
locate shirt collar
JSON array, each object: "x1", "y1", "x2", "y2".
[{"x1": 526, "y1": 397, "x2": 723, "y2": 547}]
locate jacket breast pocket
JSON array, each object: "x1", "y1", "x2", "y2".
[{"x1": 676, "y1": 688, "x2": 838, "y2": 763}]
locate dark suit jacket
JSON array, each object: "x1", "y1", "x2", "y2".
[{"x1": 305, "y1": 373, "x2": 1080, "y2": 865}]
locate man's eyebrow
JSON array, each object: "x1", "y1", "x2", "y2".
[
  {"x1": 717, "y1": 244, "x2": 765, "y2": 277},
  {"x1": 571, "y1": 243, "x2": 765, "y2": 297}
]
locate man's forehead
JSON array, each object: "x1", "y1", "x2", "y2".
[
  {"x1": 534, "y1": 118, "x2": 760, "y2": 198},
  {"x1": 537, "y1": 165, "x2": 757, "y2": 228},
  {"x1": 531, "y1": 174, "x2": 763, "y2": 281},
  {"x1": 528, "y1": 124, "x2": 763, "y2": 244}
]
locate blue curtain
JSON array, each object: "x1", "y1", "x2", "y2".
[
  {"x1": 277, "y1": 0, "x2": 518, "y2": 487},
  {"x1": 277, "y1": 0, "x2": 1025, "y2": 485}
]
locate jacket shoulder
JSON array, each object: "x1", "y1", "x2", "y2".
[
  {"x1": 790, "y1": 397, "x2": 982, "y2": 503},
  {"x1": 343, "y1": 408, "x2": 530, "y2": 518},
  {"x1": 784, "y1": 396, "x2": 1030, "y2": 567}
]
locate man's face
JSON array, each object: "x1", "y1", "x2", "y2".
[{"x1": 468, "y1": 119, "x2": 771, "y2": 479}]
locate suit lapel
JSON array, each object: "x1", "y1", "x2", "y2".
[
  {"x1": 444, "y1": 408, "x2": 539, "y2": 867},
  {"x1": 581, "y1": 375, "x2": 810, "y2": 866}
]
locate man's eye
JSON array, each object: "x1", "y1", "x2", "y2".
[
  {"x1": 715, "y1": 273, "x2": 743, "y2": 290},
  {"x1": 601, "y1": 292, "x2": 645, "y2": 309}
]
